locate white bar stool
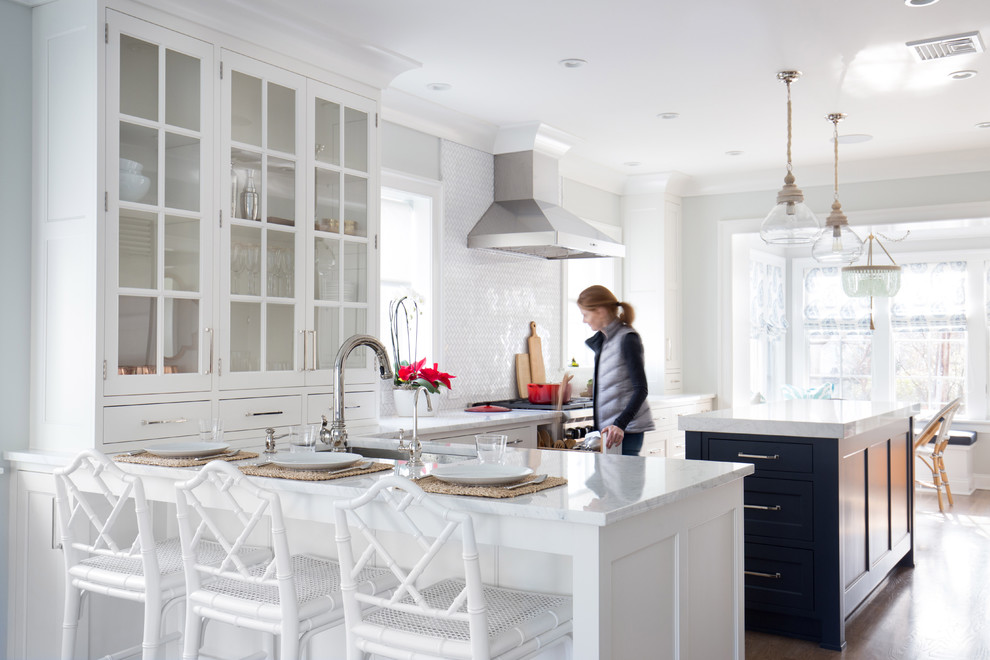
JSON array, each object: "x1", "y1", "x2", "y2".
[
  {"x1": 174, "y1": 460, "x2": 397, "y2": 659},
  {"x1": 333, "y1": 474, "x2": 574, "y2": 660},
  {"x1": 54, "y1": 449, "x2": 186, "y2": 660}
]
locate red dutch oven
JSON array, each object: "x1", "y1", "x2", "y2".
[{"x1": 527, "y1": 382, "x2": 572, "y2": 405}]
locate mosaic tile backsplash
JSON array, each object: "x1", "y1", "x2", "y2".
[{"x1": 379, "y1": 140, "x2": 563, "y2": 414}]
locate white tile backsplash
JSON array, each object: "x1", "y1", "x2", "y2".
[{"x1": 379, "y1": 140, "x2": 563, "y2": 414}]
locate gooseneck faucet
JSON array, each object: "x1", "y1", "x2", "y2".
[{"x1": 327, "y1": 334, "x2": 394, "y2": 451}]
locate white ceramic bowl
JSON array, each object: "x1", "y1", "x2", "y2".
[
  {"x1": 119, "y1": 158, "x2": 143, "y2": 174},
  {"x1": 119, "y1": 172, "x2": 151, "y2": 202}
]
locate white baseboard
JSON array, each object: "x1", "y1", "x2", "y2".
[{"x1": 973, "y1": 473, "x2": 990, "y2": 491}]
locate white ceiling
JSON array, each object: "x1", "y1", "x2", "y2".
[
  {"x1": 197, "y1": 0, "x2": 990, "y2": 195},
  {"x1": 22, "y1": 0, "x2": 990, "y2": 195}
]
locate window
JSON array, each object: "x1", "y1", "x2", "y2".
[
  {"x1": 379, "y1": 173, "x2": 441, "y2": 364},
  {"x1": 795, "y1": 256, "x2": 980, "y2": 414},
  {"x1": 802, "y1": 266, "x2": 873, "y2": 400},
  {"x1": 749, "y1": 252, "x2": 788, "y2": 400},
  {"x1": 891, "y1": 261, "x2": 967, "y2": 409}
]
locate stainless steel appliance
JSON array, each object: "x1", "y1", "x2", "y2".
[{"x1": 471, "y1": 397, "x2": 597, "y2": 445}]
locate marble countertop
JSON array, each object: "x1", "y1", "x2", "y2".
[
  {"x1": 647, "y1": 393, "x2": 715, "y2": 405},
  {"x1": 678, "y1": 399, "x2": 919, "y2": 439},
  {"x1": 5, "y1": 444, "x2": 752, "y2": 528},
  {"x1": 368, "y1": 409, "x2": 558, "y2": 438}
]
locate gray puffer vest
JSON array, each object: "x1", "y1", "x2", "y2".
[{"x1": 588, "y1": 320, "x2": 654, "y2": 433}]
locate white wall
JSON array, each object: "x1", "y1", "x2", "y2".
[{"x1": 0, "y1": 0, "x2": 34, "y2": 652}]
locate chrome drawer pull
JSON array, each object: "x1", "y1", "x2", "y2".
[
  {"x1": 344, "y1": 405, "x2": 362, "y2": 409},
  {"x1": 737, "y1": 452, "x2": 780, "y2": 460},
  {"x1": 141, "y1": 418, "x2": 188, "y2": 425},
  {"x1": 245, "y1": 410, "x2": 284, "y2": 417},
  {"x1": 745, "y1": 504, "x2": 782, "y2": 511},
  {"x1": 507, "y1": 439, "x2": 523, "y2": 445},
  {"x1": 745, "y1": 570, "x2": 782, "y2": 579}
]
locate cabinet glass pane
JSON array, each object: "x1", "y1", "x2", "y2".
[
  {"x1": 120, "y1": 123, "x2": 158, "y2": 205},
  {"x1": 266, "y1": 303, "x2": 294, "y2": 371},
  {"x1": 164, "y1": 215, "x2": 199, "y2": 292},
  {"x1": 119, "y1": 295, "x2": 157, "y2": 374},
  {"x1": 165, "y1": 49, "x2": 200, "y2": 131},
  {"x1": 343, "y1": 242, "x2": 367, "y2": 303},
  {"x1": 119, "y1": 35, "x2": 158, "y2": 121},
  {"x1": 316, "y1": 169, "x2": 340, "y2": 232},
  {"x1": 314, "y1": 306, "x2": 339, "y2": 371},
  {"x1": 230, "y1": 301, "x2": 261, "y2": 372},
  {"x1": 231, "y1": 225, "x2": 262, "y2": 296},
  {"x1": 119, "y1": 210, "x2": 157, "y2": 289},
  {"x1": 267, "y1": 82, "x2": 295, "y2": 154},
  {"x1": 343, "y1": 308, "x2": 367, "y2": 369},
  {"x1": 231, "y1": 148, "x2": 262, "y2": 221},
  {"x1": 267, "y1": 157, "x2": 295, "y2": 226},
  {"x1": 314, "y1": 237, "x2": 339, "y2": 301},
  {"x1": 267, "y1": 230, "x2": 295, "y2": 298},
  {"x1": 343, "y1": 174, "x2": 367, "y2": 237},
  {"x1": 343, "y1": 107, "x2": 367, "y2": 173},
  {"x1": 231, "y1": 71, "x2": 262, "y2": 147},
  {"x1": 314, "y1": 98, "x2": 340, "y2": 166},
  {"x1": 165, "y1": 132, "x2": 200, "y2": 212},
  {"x1": 164, "y1": 297, "x2": 199, "y2": 373}
]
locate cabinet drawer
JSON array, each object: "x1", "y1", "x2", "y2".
[
  {"x1": 104, "y1": 401, "x2": 211, "y2": 444},
  {"x1": 709, "y1": 437, "x2": 813, "y2": 474},
  {"x1": 220, "y1": 395, "x2": 302, "y2": 431},
  {"x1": 306, "y1": 391, "x2": 376, "y2": 425},
  {"x1": 429, "y1": 425, "x2": 535, "y2": 449},
  {"x1": 663, "y1": 371, "x2": 683, "y2": 392},
  {"x1": 744, "y1": 477, "x2": 814, "y2": 541},
  {"x1": 745, "y1": 542, "x2": 815, "y2": 612}
]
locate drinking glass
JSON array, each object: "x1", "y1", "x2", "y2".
[
  {"x1": 198, "y1": 418, "x2": 224, "y2": 443},
  {"x1": 290, "y1": 424, "x2": 319, "y2": 452},
  {"x1": 475, "y1": 434, "x2": 507, "y2": 464}
]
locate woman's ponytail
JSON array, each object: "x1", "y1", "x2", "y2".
[{"x1": 617, "y1": 301, "x2": 636, "y2": 326}]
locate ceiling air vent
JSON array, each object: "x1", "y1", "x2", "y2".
[{"x1": 907, "y1": 31, "x2": 985, "y2": 61}]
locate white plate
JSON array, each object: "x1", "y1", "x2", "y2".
[
  {"x1": 270, "y1": 452, "x2": 364, "y2": 470},
  {"x1": 430, "y1": 464, "x2": 534, "y2": 486},
  {"x1": 145, "y1": 442, "x2": 230, "y2": 458}
]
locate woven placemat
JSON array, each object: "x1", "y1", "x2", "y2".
[
  {"x1": 113, "y1": 450, "x2": 259, "y2": 468},
  {"x1": 413, "y1": 474, "x2": 567, "y2": 498},
  {"x1": 239, "y1": 460, "x2": 394, "y2": 481}
]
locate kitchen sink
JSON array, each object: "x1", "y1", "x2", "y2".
[{"x1": 348, "y1": 445, "x2": 413, "y2": 461}]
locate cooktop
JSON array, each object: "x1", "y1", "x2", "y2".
[{"x1": 470, "y1": 397, "x2": 594, "y2": 411}]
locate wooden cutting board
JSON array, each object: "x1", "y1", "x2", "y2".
[
  {"x1": 515, "y1": 354, "x2": 531, "y2": 399},
  {"x1": 528, "y1": 321, "x2": 546, "y2": 385}
]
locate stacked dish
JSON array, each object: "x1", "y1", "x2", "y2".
[{"x1": 119, "y1": 158, "x2": 150, "y2": 202}]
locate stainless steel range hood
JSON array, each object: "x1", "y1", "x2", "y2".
[{"x1": 468, "y1": 150, "x2": 625, "y2": 259}]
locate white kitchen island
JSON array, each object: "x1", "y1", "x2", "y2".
[{"x1": 7, "y1": 445, "x2": 752, "y2": 660}]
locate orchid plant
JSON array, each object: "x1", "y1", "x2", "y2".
[{"x1": 389, "y1": 295, "x2": 455, "y2": 392}]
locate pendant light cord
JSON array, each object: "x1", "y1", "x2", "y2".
[
  {"x1": 832, "y1": 119, "x2": 839, "y2": 201},
  {"x1": 785, "y1": 79, "x2": 793, "y2": 174}
]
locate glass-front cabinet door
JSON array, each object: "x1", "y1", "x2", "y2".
[
  {"x1": 104, "y1": 12, "x2": 214, "y2": 395},
  {"x1": 307, "y1": 80, "x2": 378, "y2": 386},
  {"x1": 220, "y1": 52, "x2": 307, "y2": 390}
]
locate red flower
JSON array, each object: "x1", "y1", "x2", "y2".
[{"x1": 395, "y1": 358, "x2": 454, "y2": 393}]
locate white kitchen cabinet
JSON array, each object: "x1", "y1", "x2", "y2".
[
  {"x1": 30, "y1": 1, "x2": 380, "y2": 452},
  {"x1": 663, "y1": 198, "x2": 683, "y2": 393},
  {"x1": 644, "y1": 395, "x2": 714, "y2": 459}
]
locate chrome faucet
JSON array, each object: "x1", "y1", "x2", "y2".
[{"x1": 327, "y1": 334, "x2": 394, "y2": 451}]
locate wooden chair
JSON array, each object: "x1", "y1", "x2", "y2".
[
  {"x1": 333, "y1": 474, "x2": 573, "y2": 660},
  {"x1": 174, "y1": 460, "x2": 396, "y2": 659},
  {"x1": 914, "y1": 398, "x2": 962, "y2": 512},
  {"x1": 53, "y1": 449, "x2": 186, "y2": 660}
]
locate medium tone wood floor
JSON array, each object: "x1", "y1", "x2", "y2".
[{"x1": 746, "y1": 489, "x2": 990, "y2": 659}]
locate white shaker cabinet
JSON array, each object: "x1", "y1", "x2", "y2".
[{"x1": 30, "y1": 2, "x2": 381, "y2": 452}]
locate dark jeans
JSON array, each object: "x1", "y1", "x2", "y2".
[{"x1": 621, "y1": 431, "x2": 644, "y2": 456}]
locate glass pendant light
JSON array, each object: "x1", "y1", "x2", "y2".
[
  {"x1": 812, "y1": 113, "x2": 865, "y2": 264},
  {"x1": 760, "y1": 71, "x2": 822, "y2": 245},
  {"x1": 841, "y1": 233, "x2": 902, "y2": 329}
]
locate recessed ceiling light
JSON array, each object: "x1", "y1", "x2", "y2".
[
  {"x1": 835, "y1": 134, "x2": 873, "y2": 144},
  {"x1": 558, "y1": 58, "x2": 588, "y2": 69},
  {"x1": 725, "y1": 150, "x2": 744, "y2": 156},
  {"x1": 657, "y1": 112, "x2": 680, "y2": 120},
  {"x1": 948, "y1": 70, "x2": 978, "y2": 80},
  {"x1": 426, "y1": 82, "x2": 451, "y2": 91},
  {"x1": 977, "y1": 122, "x2": 990, "y2": 129},
  {"x1": 623, "y1": 161, "x2": 642, "y2": 167},
  {"x1": 904, "y1": 0, "x2": 940, "y2": 6}
]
